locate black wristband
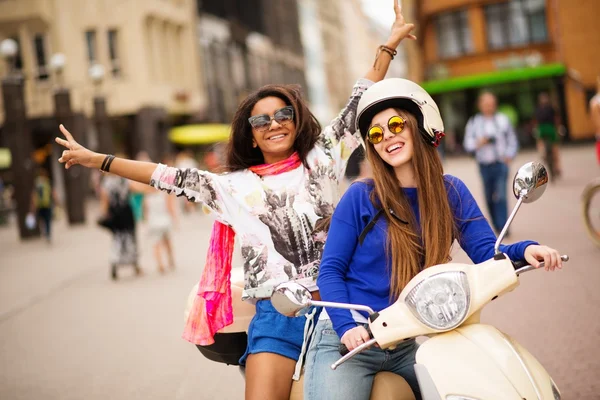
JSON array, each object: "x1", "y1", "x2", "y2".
[
  {"x1": 104, "y1": 155, "x2": 116, "y2": 173},
  {"x1": 100, "y1": 154, "x2": 111, "y2": 172}
]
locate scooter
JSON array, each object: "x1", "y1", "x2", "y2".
[{"x1": 271, "y1": 161, "x2": 569, "y2": 399}]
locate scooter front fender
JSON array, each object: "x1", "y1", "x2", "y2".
[{"x1": 414, "y1": 324, "x2": 559, "y2": 399}]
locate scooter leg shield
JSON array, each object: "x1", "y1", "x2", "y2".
[{"x1": 414, "y1": 324, "x2": 557, "y2": 399}]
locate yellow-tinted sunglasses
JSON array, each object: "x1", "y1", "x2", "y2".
[{"x1": 367, "y1": 115, "x2": 406, "y2": 144}]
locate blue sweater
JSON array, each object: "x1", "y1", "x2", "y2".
[{"x1": 317, "y1": 175, "x2": 537, "y2": 339}]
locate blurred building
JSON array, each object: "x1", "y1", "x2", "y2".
[
  {"x1": 0, "y1": 0, "x2": 204, "y2": 162},
  {"x1": 197, "y1": 0, "x2": 306, "y2": 123},
  {"x1": 299, "y1": 0, "x2": 400, "y2": 123},
  {"x1": 414, "y1": 0, "x2": 600, "y2": 152}
]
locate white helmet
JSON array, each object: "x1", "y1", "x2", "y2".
[{"x1": 356, "y1": 78, "x2": 445, "y2": 147}]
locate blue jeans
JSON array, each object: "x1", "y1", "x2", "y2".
[
  {"x1": 304, "y1": 319, "x2": 421, "y2": 400},
  {"x1": 479, "y1": 162, "x2": 508, "y2": 233}
]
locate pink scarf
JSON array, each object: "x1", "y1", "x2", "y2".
[{"x1": 182, "y1": 152, "x2": 302, "y2": 345}]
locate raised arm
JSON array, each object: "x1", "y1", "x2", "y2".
[
  {"x1": 364, "y1": 1, "x2": 416, "y2": 83},
  {"x1": 319, "y1": 2, "x2": 415, "y2": 178}
]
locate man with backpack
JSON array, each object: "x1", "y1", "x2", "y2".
[{"x1": 463, "y1": 92, "x2": 519, "y2": 235}]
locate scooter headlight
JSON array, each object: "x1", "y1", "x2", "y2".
[{"x1": 405, "y1": 271, "x2": 470, "y2": 330}]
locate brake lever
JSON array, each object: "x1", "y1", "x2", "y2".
[{"x1": 331, "y1": 338, "x2": 378, "y2": 370}]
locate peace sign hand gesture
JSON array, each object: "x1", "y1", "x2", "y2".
[
  {"x1": 56, "y1": 124, "x2": 99, "y2": 170},
  {"x1": 387, "y1": 0, "x2": 417, "y2": 49}
]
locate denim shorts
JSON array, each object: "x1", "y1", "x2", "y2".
[{"x1": 239, "y1": 299, "x2": 320, "y2": 366}]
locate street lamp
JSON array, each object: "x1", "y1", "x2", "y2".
[
  {"x1": 0, "y1": 38, "x2": 18, "y2": 77},
  {"x1": 89, "y1": 62, "x2": 114, "y2": 155},
  {"x1": 1, "y1": 38, "x2": 39, "y2": 239},
  {"x1": 89, "y1": 63, "x2": 105, "y2": 91},
  {"x1": 50, "y1": 53, "x2": 66, "y2": 88},
  {"x1": 49, "y1": 53, "x2": 86, "y2": 225}
]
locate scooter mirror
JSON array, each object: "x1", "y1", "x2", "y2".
[
  {"x1": 271, "y1": 282, "x2": 313, "y2": 317},
  {"x1": 513, "y1": 161, "x2": 548, "y2": 204}
]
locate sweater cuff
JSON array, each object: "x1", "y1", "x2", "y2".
[{"x1": 334, "y1": 320, "x2": 360, "y2": 339}]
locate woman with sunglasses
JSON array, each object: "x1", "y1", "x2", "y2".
[
  {"x1": 304, "y1": 78, "x2": 564, "y2": 400},
  {"x1": 55, "y1": 4, "x2": 416, "y2": 399}
]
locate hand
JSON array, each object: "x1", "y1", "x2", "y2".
[
  {"x1": 56, "y1": 124, "x2": 99, "y2": 169},
  {"x1": 386, "y1": 1, "x2": 417, "y2": 49},
  {"x1": 524, "y1": 245, "x2": 563, "y2": 271},
  {"x1": 502, "y1": 157, "x2": 512, "y2": 165},
  {"x1": 477, "y1": 137, "x2": 490, "y2": 148},
  {"x1": 340, "y1": 326, "x2": 371, "y2": 352}
]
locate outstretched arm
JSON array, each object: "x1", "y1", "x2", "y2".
[
  {"x1": 56, "y1": 125, "x2": 157, "y2": 185},
  {"x1": 319, "y1": 1, "x2": 416, "y2": 179},
  {"x1": 56, "y1": 124, "x2": 233, "y2": 222}
]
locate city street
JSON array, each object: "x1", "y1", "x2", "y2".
[{"x1": 1, "y1": 145, "x2": 598, "y2": 400}]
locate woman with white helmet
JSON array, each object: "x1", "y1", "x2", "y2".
[{"x1": 303, "y1": 78, "x2": 564, "y2": 400}]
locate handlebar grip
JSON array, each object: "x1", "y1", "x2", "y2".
[
  {"x1": 512, "y1": 260, "x2": 529, "y2": 269},
  {"x1": 513, "y1": 255, "x2": 569, "y2": 271},
  {"x1": 338, "y1": 325, "x2": 374, "y2": 356},
  {"x1": 339, "y1": 343, "x2": 349, "y2": 356}
]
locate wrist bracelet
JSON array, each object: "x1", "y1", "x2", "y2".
[
  {"x1": 105, "y1": 155, "x2": 116, "y2": 173},
  {"x1": 100, "y1": 154, "x2": 115, "y2": 173},
  {"x1": 100, "y1": 155, "x2": 111, "y2": 172},
  {"x1": 379, "y1": 45, "x2": 397, "y2": 59}
]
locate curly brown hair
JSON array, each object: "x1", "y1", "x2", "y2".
[{"x1": 225, "y1": 84, "x2": 322, "y2": 171}]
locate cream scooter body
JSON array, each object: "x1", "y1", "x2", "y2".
[{"x1": 369, "y1": 257, "x2": 560, "y2": 399}]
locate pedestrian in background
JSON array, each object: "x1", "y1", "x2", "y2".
[
  {"x1": 463, "y1": 92, "x2": 519, "y2": 236},
  {"x1": 30, "y1": 167, "x2": 58, "y2": 243},
  {"x1": 129, "y1": 151, "x2": 151, "y2": 222},
  {"x1": 99, "y1": 170, "x2": 143, "y2": 280},
  {"x1": 144, "y1": 156, "x2": 178, "y2": 274},
  {"x1": 534, "y1": 92, "x2": 562, "y2": 178}
]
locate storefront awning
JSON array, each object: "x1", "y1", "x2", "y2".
[
  {"x1": 168, "y1": 124, "x2": 231, "y2": 145},
  {"x1": 0, "y1": 148, "x2": 11, "y2": 169},
  {"x1": 421, "y1": 63, "x2": 567, "y2": 95}
]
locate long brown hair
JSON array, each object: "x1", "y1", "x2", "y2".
[
  {"x1": 364, "y1": 109, "x2": 458, "y2": 299},
  {"x1": 225, "y1": 84, "x2": 322, "y2": 171}
]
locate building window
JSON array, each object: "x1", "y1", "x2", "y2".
[
  {"x1": 485, "y1": 0, "x2": 548, "y2": 50},
  {"x1": 9, "y1": 36, "x2": 24, "y2": 71},
  {"x1": 198, "y1": 0, "x2": 227, "y2": 18},
  {"x1": 85, "y1": 29, "x2": 97, "y2": 63},
  {"x1": 107, "y1": 29, "x2": 121, "y2": 77},
  {"x1": 435, "y1": 10, "x2": 474, "y2": 59},
  {"x1": 33, "y1": 34, "x2": 49, "y2": 80}
]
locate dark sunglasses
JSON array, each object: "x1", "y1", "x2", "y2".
[
  {"x1": 367, "y1": 115, "x2": 406, "y2": 144},
  {"x1": 248, "y1": 106, "x2": 294, "y2": 132}
]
